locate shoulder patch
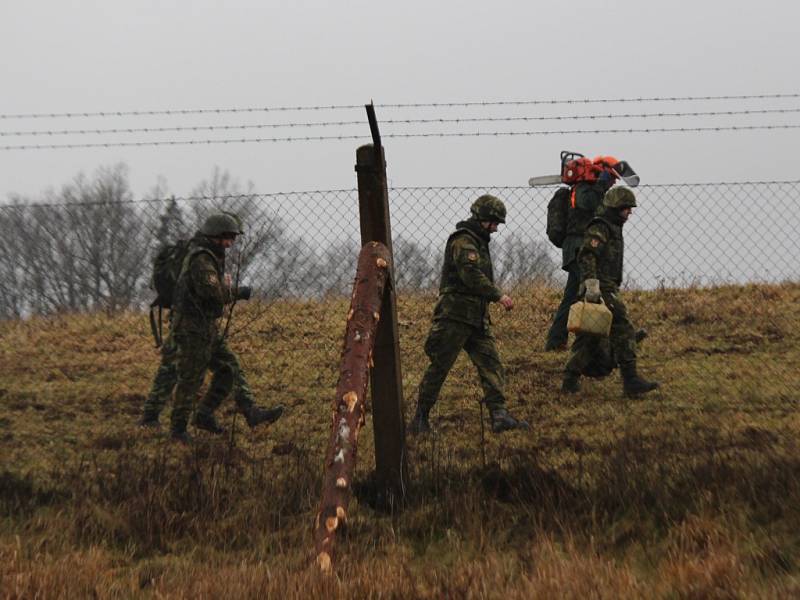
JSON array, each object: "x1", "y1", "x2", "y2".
[
  {"x1": 207, "y1": 272, "x2": 219, "y2": 286},
  {"x1": 467, "y1": 251, "x2": 478, "y2": 262},
  {"x1": 590, "y1": 238, "x2": 601, "y2": 248}
]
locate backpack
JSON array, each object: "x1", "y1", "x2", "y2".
[
  {"x1": 148, "y1": 240, "x2": 206, "y2": 346},
  {"x1": 546, "y1": 186, "x2": 572, "y2": 248}
]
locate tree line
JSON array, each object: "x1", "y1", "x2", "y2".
[{"x1": 0, "y1": 164, "x2": 558, "y2": 320}]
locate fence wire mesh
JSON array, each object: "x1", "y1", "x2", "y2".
[{"x1": 0, "y1": 180, "x2": 798, "y2": 462}]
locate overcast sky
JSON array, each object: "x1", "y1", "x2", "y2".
[{"x1": 1, "y1": 0, "x2": 799, "y2": 202}]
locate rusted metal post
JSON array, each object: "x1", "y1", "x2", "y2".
[
  {"x1": 355, "y1": 104, "x2": 407, "y2": 505},
  {"x1": 314, "y1": 242, "x2": 392, "y2": 573}
]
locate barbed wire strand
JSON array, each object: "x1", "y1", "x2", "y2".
[
  {"x1": 2, "y1": 123, "x2": 800, "y2": 150},
  {"x1": 4, "y1": 107, "x2": 800, "y2": 137},
  {"x1": 2, "y1": 181, "x2": 799, "y2": 210},
  {"x1": 1, "y1": 93, "x2": 798, "y2": 120}
]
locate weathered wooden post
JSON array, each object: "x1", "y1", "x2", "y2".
[
  {"x1": 355, "y1": 103, "x2": 407, "y2": 505},
  {"x1": 314, "y1": 242, "x2": 392, "y2": 573}
]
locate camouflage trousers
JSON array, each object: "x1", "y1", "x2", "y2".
[
  {"x1": 143, "y1": 329, "x2": 256, "y2": 430},
  {"x1": 417, "y1": 318, "x2": 506, "y2": 413},
  {"x1": 565, "y1": 287, "x2": 637, "y2": 376}
]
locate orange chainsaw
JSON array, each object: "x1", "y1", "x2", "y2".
[{"x1": 528, "y1": 151, "x2": 640, "y2": 187}]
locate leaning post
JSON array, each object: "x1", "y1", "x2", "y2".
[
  {"x1": 314, "y1": 242, "x2": 393, "y2": 573},
  {"x1": 355, "y1": 103, "x2": 407, "y2": 506}
]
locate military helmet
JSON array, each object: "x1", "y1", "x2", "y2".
[
  {"x1": 603, "y1": 187, "x2": 637, "y2": 209},
  {"x1": 470, "y1": 194, "x2": 507, "y2": 223},
  {"x1": 200, "y1": 212, "x2": 244, "y2": 237}
]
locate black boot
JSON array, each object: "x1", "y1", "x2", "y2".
[
  {"x1": 138, "y1": 411, "x2": 160, "y2": 429},
  {"x1": 489, "y1": 407, "x2": 530, "y2": 433},
  {"x1": 193, "y1": 411, "x2": 225, "y2": 435},
  {"x1": 544, "y1": 339, "x2": 568, "y2": 352},
  {"x1": 561, "y1": 370, "x2": 581, "y2": 394},
  {"x1": 621, "y1": 363, "x2": 659, "y2": 397},
  {"x1": 407, "y1": 405, "x2": 431, "y2": 435},
  {"x1": 170, "y1": 428, "x2": 192, "y2": 445},
  {"x1": 244, "y1": 405, "x2": 284, "y2": 428},
  {"x1": 635, "y1": 329, "x2": 648, "y2": 344}
]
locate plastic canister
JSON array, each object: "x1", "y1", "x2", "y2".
[{"x1": 567, "y1": 300, "x2": 612, "y2": 336}]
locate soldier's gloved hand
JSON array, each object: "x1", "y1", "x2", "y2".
[
  {"x1": 236, "y1": 285, "x2": 252, "y2": 301},
  {"x1": 584, "y1": 279, "x2": 601, "y2": 303}
]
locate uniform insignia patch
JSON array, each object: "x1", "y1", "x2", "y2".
[
  {"x1": 590, "y1": 238, "x2": 601, "y2": 248},
  {"x1": 207, "y1": 273, "x2": 219, "y2": 285},
  {"x1": 467, "y1": 252, "x2": 478, "y2": 262}
]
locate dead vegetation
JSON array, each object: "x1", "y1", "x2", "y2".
[{"x1": 1, "y1": 282, "x2": 800, "y2": 598}]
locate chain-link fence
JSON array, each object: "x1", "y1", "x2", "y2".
[{"x1": 0, "y1": 180, "x2": 798, "y2": 431}]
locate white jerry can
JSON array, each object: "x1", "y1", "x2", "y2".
[{"x1": 567, "y1": 300, "x2": 613, "y2": 337}]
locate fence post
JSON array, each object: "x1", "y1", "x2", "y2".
[{"x1": 355, "y1": 105, "x2": 407, "y2": 504}]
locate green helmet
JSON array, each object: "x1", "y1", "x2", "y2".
[
  {"x1": 603, "y1": 187, "x2": 637, "y2": 209},
  {"x1": 199, "y1": 212, "x2": 244, "y2": 237},
  {"x1": 470, "y1": 194, "x2": 507, "y2": 223}
]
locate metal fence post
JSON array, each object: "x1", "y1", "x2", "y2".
[{"x1": 355, "y1": 106, "x2": 407, "y2": 502}]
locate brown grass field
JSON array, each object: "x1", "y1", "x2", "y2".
[{"x1": 2, "y1": 282, "x2": 800, "y2": 598}]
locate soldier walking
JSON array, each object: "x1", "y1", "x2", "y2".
[
  {"x1": 544, "y1": 165, "x2": 617, "y2": 351},
  {"x1": 408, "y1": 195, "x2": 529, "y2": 435},
  {"x1": 561, "y1": 188, "x2": 659, "y2": 396},
  {"x1": 141, "y1": 212, "x2": 284, "y2": 443}
]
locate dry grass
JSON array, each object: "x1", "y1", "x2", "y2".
[{"x1": 2, "y1": 282, "x2": 800, "y2": 598}]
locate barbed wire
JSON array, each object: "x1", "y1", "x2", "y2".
[
  {"x1": 3, "y1": 181, "x2": 799, "y2": 210},
  {"x1": 3, "y1": 123, "x2": 800, "y2": 150},
  {"x1": 1, "y1": 93, "x2": 798, "y2": 120},
  {"x1": 4, "y1": 107, "x2": 800, "y2": 137}
]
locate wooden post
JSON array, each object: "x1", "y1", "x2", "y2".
[
  {"x1": 314, "y1": 242, "x2": 392, "y2": 573},
  {"x1": 355, "y1": 104, "x2": 407, "y2": 505}
]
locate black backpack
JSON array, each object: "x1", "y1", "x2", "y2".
[
  {"x1": 546, "y1": 186, "x2": 572, "y2": 248},
  {"x1": 148, "y1": 240, "x2": 210, "y2": 346}
]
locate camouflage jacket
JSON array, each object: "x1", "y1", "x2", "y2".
[
  {"x1": 561, "y1": 181, "x2": 607, "y2": 269},
  {"x1": 173, "y1": 234, "x2": 234, "y2": 333},
  {"x1": 578, "y1": 209, "x2": 625, "y2": 288},
  {"x1": 433, "y1": 218, "x2": 503, "y2": 328}
]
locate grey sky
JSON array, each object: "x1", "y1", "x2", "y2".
[{"x1": 1, "y1": 0, "x2": 799, "y2": 201}]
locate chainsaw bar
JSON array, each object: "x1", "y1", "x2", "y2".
[{"x1": 527, "y1": 174, "x2": 562, "y2": 187}]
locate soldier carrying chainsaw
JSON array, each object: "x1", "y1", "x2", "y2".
[
  {"x1": 531, "y1": 152, "x2": 640, "y2": 352},
  {"x1": 561, "y1": 186, "x2": 659, "y2": 397}
]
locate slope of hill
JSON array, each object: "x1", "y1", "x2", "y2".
[{"x1": 2, "y1": 283, "x2": 799, "y2": 598}]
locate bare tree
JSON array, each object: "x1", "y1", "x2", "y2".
[
  {"x1": 493, "y1": 233, "x2": 559, "y2": 288},
  {"x1": 392, "y1": 236, "x2": 439, "y2": 292}
]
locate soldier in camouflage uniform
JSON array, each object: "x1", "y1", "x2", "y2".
[
  {"x1": 544, "y1": 171, "x2": 616, "y2": 351},
  {"x1": 561, "y1": 188, "x2": 659, "y2": 397},
  {"x1": 147, "y1": 213, "x2": 284, "y2": 443},
  {"x1": 408, "y1": 195, "x2": 529, "y2": 435}
]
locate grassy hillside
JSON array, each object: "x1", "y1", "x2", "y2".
[{"x1": 2, "y1": 283, "x2": 800, "y2": 598}]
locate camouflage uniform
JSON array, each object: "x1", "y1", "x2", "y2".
[
  {"x1": 146, "y1": 213, "x2": 283, "y2": 441},
  {"x1": 141, "y1": 315, "x2": 258, "y2": 424},
  {"x1": 141, "y1": 324, "x2": 178, "y2": 418},
  {"x1": 410, "y1": 195, "x2": 528, "y2": 434},
  {"x1": 563, "y1": 188, "x2": 658, "y2": 396},
  {"x1": 545, "y1": 179, "x2": 611, "y2": 350},
  {"x1": 169, "y1": 235, "x2": 252, "y2": 434}
]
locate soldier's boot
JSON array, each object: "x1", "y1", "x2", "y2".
[
  {"x1": 489, "y1": 407, "x2": 530, "y2": 434},
  {"x1": 192, "y1": 411, "x2": 225, "y2": 435},
  {"x1": 621, "y1": 363, "x2": 659, "y2": 397},
  {"x1": 170, "y1": 422, "x2": 193, "y2": 445},
  {"x1": 635, "y1": 329, "x2": 648, "y2": 344},
  {"x1": 244, "y1": 404, "x2": 284, "y2": 428},
  {"x1": 170, "y1": 412, "x2": 192, "y2": 444},
  {"x1": 544, "y1": 339, "x2": 568, "y2": 352},
  {"x1": 139, "y1": 410, "x2": 161, "y2": 429},
  {"x1": 561, "y1": 370, "x2": 581, "y2": 394},
  {"x1": 407, "y1": 405, "x2": 431, "y2": 435}
]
